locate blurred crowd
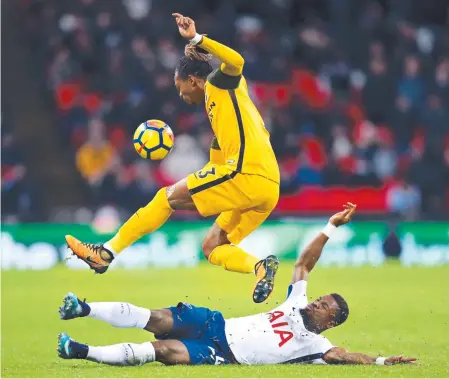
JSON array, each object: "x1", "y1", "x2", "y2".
[
  {"x1": 9, "y1": 0, "x2": 449, "y2": 220},
  {"x1": 1, "y1": 114, "x2": 40, "y2": 222}
]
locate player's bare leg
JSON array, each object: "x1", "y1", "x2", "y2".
[
  {"x1": 203, "y1": 222, "x2": 279, "y2": 303},
  {"x1": 152, "y1": 340, "x2": 191, "y2": 365},
  {"x1": 65, "y1": 179, "x2": 196, "y2": 273},
  {"x1": 165, "y1": 178, "x2": 197, "y2": 210},
  {"x1": 142, "y1": 308, "x2": 175, "y2": 335},
  {"x1": 202, "y1": 222, "x2": 231, "y2": 258}
]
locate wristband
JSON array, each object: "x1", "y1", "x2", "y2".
[
  {"x1": 322, "y1": 222, "x2": 337, "y2": 238},
  {"x1": 375, "y1": 357, "x2": 386, "y2": 365},
  {"x1": 190, "y1": 33, "x2": 203, "y2": 45}
]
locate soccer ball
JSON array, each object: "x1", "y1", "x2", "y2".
[{"x1": 133, "y1": 120, "x2": 174, "y2": 160}]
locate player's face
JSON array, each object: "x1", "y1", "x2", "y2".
[
  {"x1": 304, "y1": 295, "x2": 338, "y2": 330},
  {"x1": 174, "y1": 74, "x2": 204, "y2": 105}
]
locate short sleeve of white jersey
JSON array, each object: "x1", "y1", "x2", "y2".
[{"x1": 285, "y1": 280, "x2": 308, "y2": 309}]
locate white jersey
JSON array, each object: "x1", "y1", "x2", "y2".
[{"x1": 225, "y1": 281, "x2": 333, "y2": 365}]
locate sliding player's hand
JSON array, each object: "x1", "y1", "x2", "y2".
[
  {"x1": 385, "y1": 355, "x2": 417, "y2": 365},
  {"x1": 329, "y1": 202, "x2": 357, "y2": 227},
  {"x1": 172, "y1": 13, "x2": 197, "y2": 39}
]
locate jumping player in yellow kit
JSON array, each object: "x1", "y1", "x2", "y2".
[{"x1": 65, "y1": 13, "x2": 281, "y2": 303}]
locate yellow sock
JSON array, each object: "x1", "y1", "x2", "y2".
[
  {"x1": 208, "y1": 245, "x2": 259, "y2": 274},
  {"x1": 107, "y1": 188, "x2": 173, "y2": 253}
]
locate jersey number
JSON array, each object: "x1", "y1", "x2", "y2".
[
  {"x1": 208, "y1": 347, "x2": 225, "y2": 365},
  {"x1": 198, "y1": 167, "x2": 216, "y2": 179}
]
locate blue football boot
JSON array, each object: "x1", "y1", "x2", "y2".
[
  {"x1": 57, "y1": 333, "x2": 88, "y2": 359},
  {"x1": 58, "y1": 292, "x2": 90, "y2": 320}
]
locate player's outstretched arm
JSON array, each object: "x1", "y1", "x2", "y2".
[
  {"x1": 323, "y1": 347, "x2": 417, "y2": 365},
  {"x1": 173, "y1": 13, "x2": 244, "y2": 76},
  {"x1": 292, "y1": 202, "x2": 357, "y2": 283}
]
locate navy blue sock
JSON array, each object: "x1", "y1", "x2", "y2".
[
  {"x1": 78, "y1": 298, "x2": 91, "y2": 317},
  {"x1": 71, "y1": 341, "x2": 89, "y2": 359}
]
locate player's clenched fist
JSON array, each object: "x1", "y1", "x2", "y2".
[{"x1": 172, "y1": 13, "x2": 197, "y2": 39}]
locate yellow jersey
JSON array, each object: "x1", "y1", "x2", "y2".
[{"x1": 205, "y1": 69, "x2": 280, "y2": 184}]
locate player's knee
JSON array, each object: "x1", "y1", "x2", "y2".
[
  {"x1": 165, "y1": 181, "x2": 196, "y2": 211},
  {"x1": 154, "y1": 343, "x2": 169, "y2": 363},
  {"x1": 155, "y1": 186, "x2": 175, "y2": 211},
  {"x1": 144, "y1": 309, "x2": 170, "y2": 334},
  {"x1": 165, "y1": 185, "x2": 175, "y2": 200},
  {"x1": 153, "y1": 342, "x2": 179, "y2": 365},
  {"x1": 202, "y1": 226, "x2": 230, "y2": 259},
  {"x1": 165, "y1": 185, "x2": 184, "y2": 210}
]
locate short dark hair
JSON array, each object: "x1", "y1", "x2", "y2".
[
  {"x1": 175, "y1": 44, "x2": 213, "y2": 80},
  {"x1": 331, "y1": 293, "x2": 349, "y2": 326}
]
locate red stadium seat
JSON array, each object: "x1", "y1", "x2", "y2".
[
  {"x1": 83, "y1": 93, "x2": 102, "y2": 114},
  {"x1": 279, "y1": 156, "x2": 301, "y2": 176},
  {"x1": 338, "y1": 156, "x2": 357, "y2": 174},
  {"x1": 272, "y1": 83, "x2": 292, "y2": 107},
  {"x1": 300, "y1": 136, "x2": 327, "y2": 170},
  {"x1": 55, "y1": 82, "x2": 82, "y2": 111},
  {"x1": 291, "y1": 69, "x2": 330, "y2": 109},
  {"x1": 252, "y1": 83, "x2": 271, "y2": 103}
]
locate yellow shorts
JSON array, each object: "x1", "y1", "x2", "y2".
[{"x1": 187, "y1": 164, "x2": 279, "y2": 244}]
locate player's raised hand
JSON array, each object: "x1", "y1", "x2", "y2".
[
  {"x1": 385, "y1": 355, "x2": 417, "y2": 365},
  {"x1": 329, "y1": 202, "x2": 357, "y2": 227},
  {"x1": 172, "y1": 13, "x2": 197, "y2": 39}
]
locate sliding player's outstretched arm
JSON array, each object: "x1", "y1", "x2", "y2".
[
  {"x1": 173, "y1": 13, "x2": 244, "y2": 76},
  {"x1": 292, "y1": 202, "x2": 357, "y2": 283},
  {"x1": 323, "y1": 347, "x2": 416, "y2": 365}
]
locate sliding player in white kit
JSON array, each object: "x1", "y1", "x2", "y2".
[{"x1": 57, "y1": 203, "x2": 416, "y2": 367}]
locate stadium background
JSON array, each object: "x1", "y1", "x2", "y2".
[
  {"x1": 1, "y1": 0, "x2": 449, "y2": 377},
  {"x1": 2, "y1": 0, "x2": 449, "y2": 267}
]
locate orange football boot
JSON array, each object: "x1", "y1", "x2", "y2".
[
  {"x1": 65, "y1": 235, "x2": 114, "y2": 274},
  {"x1": 253, "y1": 255, "x2": 279, "y2": 303}
]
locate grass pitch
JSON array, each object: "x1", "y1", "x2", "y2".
[{"x1": 2, "y1": 263, "x2": 448, "y2": 377}]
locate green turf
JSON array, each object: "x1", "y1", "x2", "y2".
[{"x1": 2, "y1": 263, "x2": 449, "y2": 377}]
